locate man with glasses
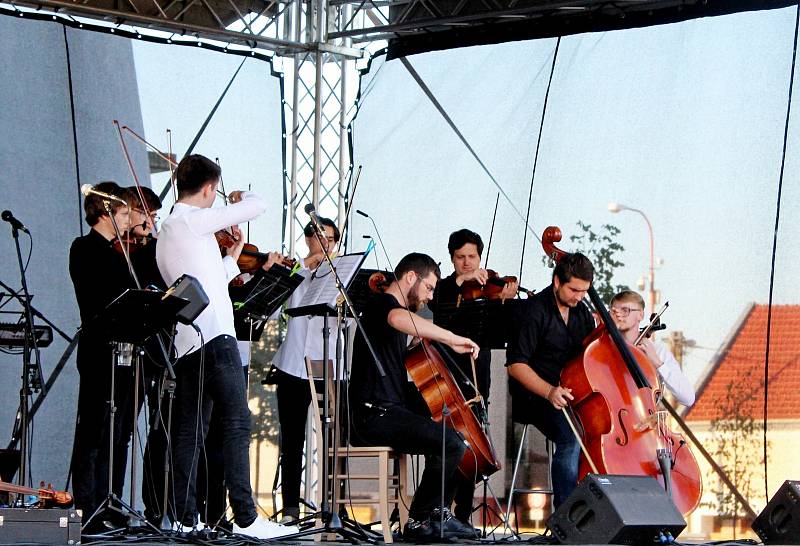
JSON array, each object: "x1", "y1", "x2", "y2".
[
  {"x1": 506, "y1": 252, "x2": 596, "y2": 509},
  {"x1": 350, "y1": 253, "x2": 480, "y2": 541},
  {"x1": 609, "y1": 290, "x2": 695, "y2": 407}
]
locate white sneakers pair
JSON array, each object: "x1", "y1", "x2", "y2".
[{"x1": 233, "y1": 515, "x2": 300, "y2": 539}]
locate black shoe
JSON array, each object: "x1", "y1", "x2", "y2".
[
  {"x1": 429, "y1": 508, "x2": 479, "y2": 540},
  {"x1": 403, "y1": 517, "x2": 435, "y2": 543}
]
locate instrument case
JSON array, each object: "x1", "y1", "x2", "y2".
[{"x1": 0, "y1": 507, "x2": 81, "y2": 544}]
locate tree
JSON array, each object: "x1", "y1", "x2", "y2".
[
  {"x1": 249, "y1": 319, "x2": 284, "y2": 444},
  {"x1": 545, "y1": 221, "x2": 628, "y2": 302}
]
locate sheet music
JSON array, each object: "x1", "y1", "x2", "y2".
[{"x1": 296, "y1": 254, "x2": 365, "y2": 309}]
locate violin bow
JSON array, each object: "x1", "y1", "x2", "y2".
[
  {"x1": 483, "y1": 192, "x2": 500, "y2": 269},
  {"x1": 113, "y1": 120, "x2": 152, "y2": 223}
]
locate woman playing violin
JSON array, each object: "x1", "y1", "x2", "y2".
[
  {"x1": 350, "y1": 253, "x2": 480, "y2": 541},
  {"x1": 609, "y1": 290, "x2": 695, "y2": 407}
]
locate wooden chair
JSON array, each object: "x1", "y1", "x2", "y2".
[{"x1": 306, "y1": 358, "x2": 410, "y2": 543}]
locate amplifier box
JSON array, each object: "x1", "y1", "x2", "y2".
[{"x1": 0, "y1": 508, "x2": 81, "y2": 544}]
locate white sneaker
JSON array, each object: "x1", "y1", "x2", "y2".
[{"x1": 233, "y1": 515, "x2": 299, "y2": 539}]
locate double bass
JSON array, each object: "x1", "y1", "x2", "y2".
[{"x1": 543, "y1": 226, "x2": 702, "y2": 516}]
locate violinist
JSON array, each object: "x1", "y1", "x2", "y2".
[
  {"x1": 609, "y1": 290, "x2": 695, "y2": 406},
  {"x1": 155, "y1": 154, "x2": 290, "y2": 538},
  {"x1": 270, "y1": 217, "x2": 340, "y2": 525},
  {"x1": 126, "y1": 185, "x2": 165, "y2": 290},
  {"x1": 68, "y1": 181, "x2": 136, "y2": 527},
  {"x1": 428, "y1": 228, "x2": 517, "y2": 525},
  {"x1": 505, "y1": 252, "x2": 595, "y2": 508},
  {"x1": 350, "y1": 253, "x2": 479, "y2": 541}
]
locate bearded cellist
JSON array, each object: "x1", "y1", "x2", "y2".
[
  {"x1": 506, "y1": 252, "x2": 596, "y2": 509},
  {"x1": 349, "y1": 252, "x2": 479, "y2": 541}
]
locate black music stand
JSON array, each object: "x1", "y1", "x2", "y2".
[
  {"x1": 231, "y1": 266, "x2": 304, "y2": 343},
  {"x1": 433, "y1": 297, "x2": 522, "y2": 350},
  {"x1": 80, "y1": 289, "x2": 188, "y2": 533},
  {"x1": 281, "y1": 253, "x2": 379, "y2": 543}
]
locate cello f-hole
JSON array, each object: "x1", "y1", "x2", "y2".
[{"x1": 616, "y1": 408, "x2": 630, "y2": 446}]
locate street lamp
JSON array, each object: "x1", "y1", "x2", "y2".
[{"x1": 608, "y1": 202, "x2": 657, "y2": 314}]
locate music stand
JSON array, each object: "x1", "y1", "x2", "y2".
[
  {"x1": 231, "y1": 266, "x2": 304, "y2": 343},
  {"x1": 433, "y1": 298, "x2": 522, "y2": 350},
  {"x1": 281, "y1": 253, "x2": 376, "y2": 542},
  {"x1": 79, "y1": 289, "x2": 188, "y2": 533}
]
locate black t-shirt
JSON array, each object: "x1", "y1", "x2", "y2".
[
  {"x1": 131, "y1": 237, "x2": 166, "y2": 290},
  {"x1": 506, "y1": 283, "x2": 595, "y2": 397},
  {"x1": 350, "y1": 292, "x2": 410, "y2": 408},
  {"x1": 69, "y1": 229, "x2": 136, "y2": 374}
]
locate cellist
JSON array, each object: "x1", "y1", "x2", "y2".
[
  {"x1": 349, "y1": 252, "x2": 479, "y2": 541},
  {"x1": 505, "y1": 252, "x2": 596, "y2": 508},
  {"x1": 609, "y1": 290, "x2": 695, "y2": 407}
]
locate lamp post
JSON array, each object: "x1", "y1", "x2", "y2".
[{"x1": 608, "y1": 202, "x2": 657, "y2": 314}]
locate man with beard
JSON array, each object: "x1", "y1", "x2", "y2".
[
  {"x1": 506, "y1": 252, "x2": 596, "y2": 508},
  {"x1": 349, "y1": 253, "x2": 480, "y2": 541}
]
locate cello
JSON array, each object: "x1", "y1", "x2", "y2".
[{"x1": 542, "y1": 226, "x2": 702, "y2": 516}]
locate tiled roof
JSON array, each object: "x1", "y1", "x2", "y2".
[{"x1": 684, "y1": 304, "x2": 800, "y2": 422}]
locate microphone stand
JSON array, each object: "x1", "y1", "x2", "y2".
[{"x1": 4, "y1": 219, "x2": 44, "y2": 495}]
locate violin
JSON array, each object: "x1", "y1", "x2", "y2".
[
  {"x1": 0, "y1": 480, "x2": 73, "y2": 508},
  {"x1": 459, "y1": 269, "x2": 531, "y2": 302},
  {"x1": 215, "y1": 230, "x2": 296, "y2": 275},
  {"x1": 542, "y1": 226, "x2": 702, "y2": 516},
  {"x1": 112, "y1": 234, "x2": 150, "y2": 256}
]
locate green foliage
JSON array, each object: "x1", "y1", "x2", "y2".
[
  {"x1": 555, "y1": 221, "x2": 628, "y2": 302},
  {"x1": 248, "y1": 319, "x2": 284, "y2": 444}
]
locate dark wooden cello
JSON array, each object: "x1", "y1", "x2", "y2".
[{"x1": 542, "y1": 226, "x2": 702, "y2": 516}]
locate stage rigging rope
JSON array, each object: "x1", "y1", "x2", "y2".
[
  {"x1": 762, "y1": 2, "x2": 799, "y2": 501},
  {"x1": 518, "y1": 37, "x2": 561, "y2": 283},
  {"x1": 63, "y1": 26, "x2": 84, "y2": 236}
]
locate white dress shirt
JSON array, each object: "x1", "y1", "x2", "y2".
[
  {"x1": 156, "y1": 192, "x2": 267, "y2": 357},
  {"x1": 271, "y1": 265, "x2": 345, "y2": 379},
  {"x1": 655, "y1": 340, "x2": 695, "y2": 407}
]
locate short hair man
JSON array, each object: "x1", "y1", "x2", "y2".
[
  {"x1": 349, "y1": 252, "x2": 480, "y2": 541},
  {"x1": 506, "y1": 252, "x2": 596, "y2": 508}
]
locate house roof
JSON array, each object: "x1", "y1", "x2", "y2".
[{"x1": 684, "y1": 304, "x2": 800, "y2": 422}]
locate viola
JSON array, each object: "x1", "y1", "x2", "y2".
[
  {"x1": 542, "y1": 226, "x2": 702, "y2": 516},
  {"x1": 215, "y1": 230, "x2": 296, "y2": 275},
  {"x1": 459, "y1": 269, "x2": 531, "y2": 302},
  {"x1": 112, "y1": 234, "x2": 150, "y2": 256},
  {"x1": 0, "y1": 480, "x2": 73, "y2": 508}
]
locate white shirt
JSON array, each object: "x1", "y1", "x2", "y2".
[
  {"x1": 156, "y1": 192, "x2": 267, "y2": 357},
  {"x1": 655, "y1": 340, "x2": 695, "y2": 407},
  {"x1": 271, "y1": 265, "x2": 344, "y2": 379}
]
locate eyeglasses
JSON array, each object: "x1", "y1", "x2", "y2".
[
  {"x1": 610, "y1": 306, "x2": 642, "y2": 317},
  {"x1": 418, "y1": 278, "x2": 436, "y2": 294},
  {"x1": 133, "y1": 209, "x2": 160, "y2": 222}
]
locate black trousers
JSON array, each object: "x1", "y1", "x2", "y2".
[
  {"x1": 171, "y1": 335, "x2": 257, "y2": 527},
  {"x1": 71, "y1": 361, "x2": 135, "y2": 520},
  {"x1": 352, "y1": 404, "x2": 466, "y2": 519}
]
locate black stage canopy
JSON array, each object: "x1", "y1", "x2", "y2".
[{"x1": 385, "y1": 0, "x2": 798, "y2": 59}]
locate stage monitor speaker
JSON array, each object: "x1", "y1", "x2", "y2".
[
  {"x1": 167, "y1": 274, "x2": 209, "y2": 325},
  {"x1": 752, "y1": 480, "x2": 800, "y2": 544},
  {"x1": 547, "y1": 474, "x2": 686, "y2": 544}
]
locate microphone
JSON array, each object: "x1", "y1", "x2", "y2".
[
  {"x1": 1, "y1": 210, "x2": 30, "y2": 234},
  {"x1": 355, "y1": 209, "x2": 369, "y2": 218},
  {"x1": 304, "y1": 202, "x2": 319, "y2": 220},
  {"x1": 80, "y1": 183, "x2": 128, "y2": 205}
]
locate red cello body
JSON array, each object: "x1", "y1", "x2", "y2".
[
  {"x1": 405, "y1": 340, "x2": 502, "y2": 482},
  {"x1": 542, "y1": 226, "x2": 702, "y2": 517},
  {"x1": 562, "y1": 326, "x2": 702, "y2": 515}
]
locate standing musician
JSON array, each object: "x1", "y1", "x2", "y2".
[
  {"x1": 428, "y1": 228, "x2": 517, "y2": 525},
  {"x1": 609, "y1": 290, "x2": 695, "y2": 407},
  {"x1": 349, "y1": 253, "x2": 480, "y2": 541},
  {"x1": 505, "y1": 252, "x2": 596, "y2": 509},
  {"x1": 69, "y1": 181, "x2": 136, "y2": 527},
  {"x1": 270, "y1": 217, "x2": 340, "y2": 525},
  {"x1": 155, "y1": 154, "x2": 289, "y2": 537}
]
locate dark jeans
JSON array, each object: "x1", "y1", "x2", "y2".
[
  {"x1": 515, "y1": 397, "x2": 579, "y2": 509},
  {"x1": 171, "y1": 335, "x2": 256, "y2": 527},
  {"x1": 352, "y1": 404, "x2": 466, "y2": 519},
  {"x1": 196, "y1": 365, "x2": 249, "y2": 526},
  {"x1": 142, "y1": 366, "x2": 174, "y2": 525}
]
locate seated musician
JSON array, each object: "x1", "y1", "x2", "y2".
[
  {"x1": 428, "y1": 228, "x2": 517, "y2": 525},
  {"x1": 68, "y1": 181, "x2": 136, "y2": 527},
  {"x1": 609, "y1": 290, "x2": 695, "y2": 406},
  {"x1": 349, "y1": 252, "x2": 479, "y2": 541},
  {"x1": 505, "y1": 252, "x2": 596, "y2": 508}
]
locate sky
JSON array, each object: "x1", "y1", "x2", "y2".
[{"x1": 131, "y1": 5, "x2": 800, "y2": 388}]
